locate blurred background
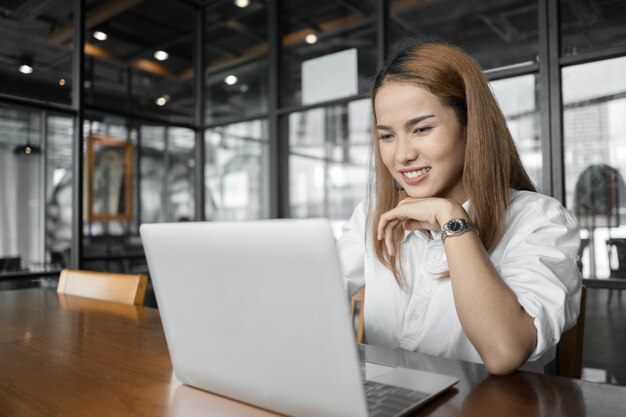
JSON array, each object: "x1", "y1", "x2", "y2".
[{"x1": 1, "y1": 0, "x2": 625, "y2": 386}]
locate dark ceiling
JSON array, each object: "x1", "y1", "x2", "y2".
[{"x1": 1, "y1": 0, "x2": 625, "y2": 124}]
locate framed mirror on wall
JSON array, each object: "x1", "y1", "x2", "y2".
[{"x1": 87, "y1": 136, "x2": 134, "y2": 221}]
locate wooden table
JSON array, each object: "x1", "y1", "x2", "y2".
[{"x1": 0, "y1": 289, "x2": 624, "y2": 417}]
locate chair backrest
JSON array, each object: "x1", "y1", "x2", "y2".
[
  {"x1": 57, "y1": 269, "x2": 148, "y2": 306},
  {"x1": 558, "y1": 286, "x2": 587, "y2": 378},
  {"x1": 606, "y1": 238, "x2": 626, "y2": 276},
  {"x1": 351, "y1": 287, "x2": 365, "y2": 344}
]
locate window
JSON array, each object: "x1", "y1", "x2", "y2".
[{"x1": 205, "y1": 119, "x2": 269, "y2": 220}]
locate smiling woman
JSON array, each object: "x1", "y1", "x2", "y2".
[
  {"x1": 375, "y1": 82, "x2": 466, "y2": 204},
  {"x1": 337, "y1": 41, "x2": 582, "y2": 375}
]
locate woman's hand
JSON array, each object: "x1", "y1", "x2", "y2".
[{"x1": 377, "y1": 197, "x2": 468, "y2": 256}]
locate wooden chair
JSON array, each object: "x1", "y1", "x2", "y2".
[
  {"x1": 57, "y1": 269, "x2": 148, "y2": 306},
  {"x1": 351, "y1": 287, "x2": 365, "y2": 344},
  {"x1": 558, "y1": 286, "x2": 587, "y2": 378}
]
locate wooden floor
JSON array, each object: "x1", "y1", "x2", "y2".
[{"x1": 582, "y1": 287, "x2": 626, "y2": 386}]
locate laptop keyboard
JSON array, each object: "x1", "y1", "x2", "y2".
[{"x1": 364, "y1": 379, "x2": 429, "y2": 417}]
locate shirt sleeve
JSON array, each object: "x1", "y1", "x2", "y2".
[
  {"x1": 497, "y1": 198, "x2": 582, "y2": 362},
  {"x1": 337, "y1": 201, "x2": 367, "y2": 297}
]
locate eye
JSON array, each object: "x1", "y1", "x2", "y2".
[
  {"x1": 413, "y1": 126, "x2": 432, "y2": 135},
  {"x1": 378, "y1": 133, "x2": 395, "y2": 142}
]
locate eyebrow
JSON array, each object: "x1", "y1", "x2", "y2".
[{"x1": 376, "y1": 114, "x2": 435, "y2": 131}]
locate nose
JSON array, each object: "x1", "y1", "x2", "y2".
[{"x1": 395, "y1": 137, "x2": 419, "y2": 165}]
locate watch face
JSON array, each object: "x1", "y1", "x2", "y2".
[{"x1": 448, "y1": 219, "x2": 463, "y2": 232}]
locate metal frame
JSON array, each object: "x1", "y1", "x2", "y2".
[
  {"x1": 194, "y1": 6, "x2": 206, "y2": 221},
  {"x1": 547, "y1": 0, "x2": 565, "y2": 205},
  {"x1": 376, "y1": 0, "x2": 388, "y2": 69},
  {"x1": 538, "y1": 0, "x2": 554, "y2": 198},
  {"x1": 268, "y1": 0, "x2": 283, "y2": 218},
  {"x1": 483, "y1": 62, "x2": 539, "y2": 82},
  {"x1": 71, "y1": 0, "x2": 86, "y2": 269},
  {"x1": 40, "y1": 110, "x2": 48, "y2": 265}
]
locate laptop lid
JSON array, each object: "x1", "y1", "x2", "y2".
[{"x1": 141, "y1": 219, "x2": 369, "y2": 417}]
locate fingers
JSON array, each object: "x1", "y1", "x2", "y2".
[
  {"x1": 384, "y1": 219, "x2": 400, "y2": 256},
  {"x1": 402, "y1": 219, "x2": 438, "y2": 231}
]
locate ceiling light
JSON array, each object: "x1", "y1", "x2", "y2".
[
  {"x1": 154, "y1": 50, "x2": 169, "y2": 61},
  {"x1": 305, "y1": 34, "x2": 318, "y2": 44},
  {"x1": 234, "y1": 0, "x2": 250, "y2": 8},
  {"x1": 224, "y1": 75, "x2": 238, "y2": 85},
  {"x1": 156, "y1": 94, "x2": 170, "y2": 106},
  {"x1": 13, "y1": 144, "x2": 41, "y2": 155},
  {"x1": 19, "y1": 64, "x2": 33, "y2": 74},
  {"x1": 93, "y1": 31, "x2": 108, "y2": 41},
  {"x1": 59, "y1": 78, "x2": 66, "y2": 86}
]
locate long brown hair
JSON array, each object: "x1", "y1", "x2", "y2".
[{"x1": 368, "y1": 41, "x2": 536, "y2": 287}]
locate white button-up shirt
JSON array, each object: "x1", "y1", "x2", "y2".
[{"x1": 338, "y1": 190, "x2": 582, "y2": 370}]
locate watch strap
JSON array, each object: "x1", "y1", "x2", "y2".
[{"x1": 441, "y1": 218, "x2": 479, "y2": 243}]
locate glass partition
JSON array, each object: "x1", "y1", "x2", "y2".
[
  {"x1": 205, "y1": 119, "x2": 269, "y2": 220},
  {"x1": 490, "y1": 74, "x2": 542, "y2": 191},
  {"x1": 166, "y1": 127, "x2": 196, "y2": 222},
  {"x1": 562, "y1": 56, "x2": 626, "y2": 280},
  {"x1": 0, "y1": 106, "x2": 43, "y2": 273},
  {"x1": 85, "y1": 0, "x2": 194, "y2": 124},
  {"x1": 204, "y1": 1, "x2": 268, "y2": 123},
  {"x1": 288, "y1": 99, "x2": 371, "y2": 236},
  {"x1": 46, "y1": 114, "x2": 74, "y2": 269},
  {"x1": 0, "y1": 106, "x2": 73, "y2": 278}
]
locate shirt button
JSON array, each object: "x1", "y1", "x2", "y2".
[
  {"x1": 410, "y1": 312, "x2": 420, "y2": 321},
  {"x1": 428, "y1": 252, "x2": 437, "y2": 260},
  {"x1": 420, "y1": 280, "x2": 429, "y2": 288}
]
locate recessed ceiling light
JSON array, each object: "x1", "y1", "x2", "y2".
[
  {"x1": 59, "y1": 78, "x2": 66, "y2": 86},
  {"x1": 234, "y1": 0, "x2": 250, "y2": 8},
  {"x1": 305, "y1": 34, "x2": 318, "y2": 44},
  {"x1": 19, "y1": 65, "x2": 33, "y2": 74},
  {"x1": 224, "y1": 75, "x2": 238, "y2": 85},
  {"x1": 154, "y1": 50, "x2": 169, "y2": 61},
  {"x1": 93, "y1": 31, "x2": 108, "y2": 41}
]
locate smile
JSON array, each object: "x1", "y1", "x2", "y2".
[{"x1": 402, "y1": 167, "x2": 431, "y2": 179}]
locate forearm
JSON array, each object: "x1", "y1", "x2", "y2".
[{"x1": 444, "y1": 232, "x2": 537, "y2": 375}]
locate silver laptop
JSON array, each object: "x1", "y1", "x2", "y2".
[{"x1": 140, "y1": 219, "x2": 458, "y2": 417}]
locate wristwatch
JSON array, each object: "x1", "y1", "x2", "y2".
[{"x1": 441, "y1": 218, "x2": 479, "y2": 243}]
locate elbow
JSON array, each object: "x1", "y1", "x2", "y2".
[
  {"x1": 483, "y1": 356, "x2": 521, "y2": 375},
  {"x1": 480, "y1": 342, "x2": 532, "y2": 376}
]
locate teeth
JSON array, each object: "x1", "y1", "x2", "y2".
[{"x1": 403, "y1": 167, "x2": 431, "y2": 178}]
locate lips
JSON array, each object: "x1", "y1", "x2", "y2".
[{"x1": 399, "y1": 167, "x2": 431, "y2": 185}]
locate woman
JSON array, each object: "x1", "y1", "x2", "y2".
[{"x1": 338, "y1": 41, "x2": 581, "y2": 375}]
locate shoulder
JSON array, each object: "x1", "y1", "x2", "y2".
[
  {"x1": 509, "y1": 189, "x2": 563, "y2": 211},
  {"x1": 340, "y1": 200, "x2": 368, "y2": 236},
  {"x1": 505, "y1": 189, "x2": 578, "y2": 236}
]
